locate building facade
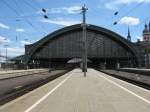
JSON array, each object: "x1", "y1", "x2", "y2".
[
  {"x1": 143, "y1": 22, "x2": 150, "y2": 41},
  {"x1": 25, "y1": 24, "x2": 144, "y2": 69},
  {"x1": 136, "y1": 21, "x2": 150, "y2": 68}
]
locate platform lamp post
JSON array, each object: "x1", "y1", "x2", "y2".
[
  {"x1": 0, "y1": 43, "x2": 1, "y2": 68},
  {"x1": 24, "y1": 38, "x2": 29, "y2": 69},
  {"x1": 81, "y1": 5, "x2": 88, "y2": 77},
  {"x1": 4, "y1": 44, "x2": 8, "y2": 70}
]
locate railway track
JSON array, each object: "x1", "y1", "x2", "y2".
[
  {"x1": 1, "y1": 68, "x2": 149, "y2": 106},
  {"x1": 98, "y1": 69, "x2": 150, "y2": 90},
  {"x1": 0, "y1": 70, "x2": 70, "y2": 105},
  {"x1": 0, "y1": 69, "x2": 49, "y2": 80}
]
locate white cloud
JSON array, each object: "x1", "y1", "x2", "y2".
[
  {"x1": 105, "y1": 0, "x2": 150, "y2": 10},
  {"x1": 16, "y1": 28, "x2": 25, "y2": 32},
  {"x1": 136, "y1": 36, "x2": 143, "y2": 41},
  {"x1": 7, "y1": 47, "x2": 24, "y2": 53},
  {"x1": 119, "y1": 16, "x2": 140, "y2": 25},
  {"x1": 0, "y1": 47, "x2": 24, "y2": 57},
  {"x1": 105, "y1": 3, "x2": 118, "y2": 10},
  {"x1": 49, "y1": 8, "x2": 62, "y2": 14},
  {"x1": 41, "y1": 18, "x2": 80, "y2": 26},
  {"x1": 62, "y1": 6, "x2": 81, "y2": 14},
  {"x1": 120, "y1": 0, "x2": 150, "y2": 4},
  {"x1": 20, "y1": 40, "x2": 31, "y2": 45},
  {"x1": 34, "y1": 0, "x2": 47, "y2": 2},
  {"x1": 0, "y1": 22, "x2": 10, "y2": 29},
  {"x1": 49, "y1": 6, "x2": 81, "y2": 14},
  {"x1": 0, "y1": 36, "x2": 11, "y2": 44}
]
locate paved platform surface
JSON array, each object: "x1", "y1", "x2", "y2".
[{"x1": 0, "y1": 68, "x2": 150, "y2": 112}]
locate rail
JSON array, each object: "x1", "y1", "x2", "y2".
[
  {"x1": 97, "y1": 69, "x2": 150, "y2": 90},
  {"x1": 0, "y1": 69, "x2": 70, "y2": 105},
  {"x1": 0, "y1": 69, "x2": 49, "y2": 80}
]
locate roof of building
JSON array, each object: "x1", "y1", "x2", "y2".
[
  {"x1": 25, "y1": 24, "x2": 142, "y2": 63},
  {"x1": 143, "y1": 22, "x2": 150, "y2": 34}
]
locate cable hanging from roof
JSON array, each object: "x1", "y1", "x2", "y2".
[
  {"x1": 14, "y1": 0, "x2": 46, "y2": 35},
  {"x1": 1, "y1": 0, "x2": 46, "y2": 41},
  {"x1": 131, "y1": 16, "x2": 150, "y2": 38},
  {"x1": 113, "y1": 0, "x2": 145, "y2": 25},
  {"x1": 22, "y1": 0, "x2": 49, "y2": 34}
]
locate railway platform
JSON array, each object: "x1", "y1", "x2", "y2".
[{"x1": 0, "y1": 68, "x2": 150, "y2": 112}]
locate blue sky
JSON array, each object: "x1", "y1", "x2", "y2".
[{"x1": 0, "y1": 0, "x2": 150, "y2": 57}]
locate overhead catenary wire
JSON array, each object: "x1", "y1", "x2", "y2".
[
  {"x1": 0, "y1": 0, "x2": 48, "y2": 20},
  {"x1": 23, "y1": 0, "x2": 38, "y2": 11},
  {"x1": 15, "y1": 19, "x2": 33, "y2": 42},
  {"x1": 22, "y1": 0, "x2": 49, "y2": 35},
  {"x1": 1, "y1": 0, "x2": 45, "y2": 37},
  {"x1": 14, "y1": 0, "x2": 46, "y2": 35},
  {"x1": 1, "y1": 0, "x2": 42, "y2": 44},
  {"x1": 106, "y1": 1, "x2": 145, "y2": 29},
  {"x1": 1, "y1": 0, "x2": 20, "y2": 18},
  {"x1": 131, "y1": 16, "x2": 150, "y2": 41},
  {"x1": 113, "y1": 0, "x2": 145, "y2": 25},
  {"x1": 109, "y1": 0, "x2": 149, "y2": 39},
  {"x1": 0, "y1": 12, "x2": 42, "y2": 20}
]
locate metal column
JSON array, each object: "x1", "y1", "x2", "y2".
[{"x1": 81, "y1": 5, "x2": 88, "y2": 77}]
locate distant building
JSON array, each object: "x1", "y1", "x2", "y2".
[
  {"x1": 136, "y1": 21, "x2": 150, "y2": 68},
  {"x1": 13, "y1": 24, "x2": 150, "y2": 69},
  {"x1": 143, "y1": 22, "x2": 150, "y2": 41},
  {"x1": 127, "y1": 27, "x2": 131, "y2": 42},
  {"x1": 25, "y1": 24, "x2": 143, "y2": 69}
]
